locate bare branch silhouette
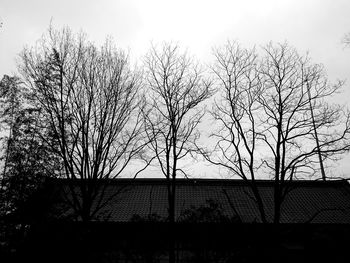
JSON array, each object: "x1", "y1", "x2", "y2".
[
  {"x1": 199, "y1": 41, "x2": 350, "y2": 223},
  {"x1": 19, "y1": 26, "x2": 149, "y2": 222},
  {"x1": 143, "y1": 42, "x2": 213, "y2": 224}
]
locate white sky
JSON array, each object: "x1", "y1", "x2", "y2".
[{"x1": 0, "y1": 0, "x2": 349, "y2": 178}]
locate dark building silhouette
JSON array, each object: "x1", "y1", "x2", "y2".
[{"x1": 11, "y1": 178, "x2": 350, "y2": 262}]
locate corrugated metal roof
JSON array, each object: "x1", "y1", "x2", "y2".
[{"x1": 47, "y1": 178, "x2": 350, "y2": 224}]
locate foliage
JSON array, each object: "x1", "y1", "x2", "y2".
[
  {"x1": 179, "y1": 199, "x2": 241, "y2": 223},
  {"x1": 130, "y1": 212, "x2": 165, "y2": 222},
  {"x1": 0, "y1": 74, "x2": 63, "y2": 261}
]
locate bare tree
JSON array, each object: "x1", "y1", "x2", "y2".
[
  {"x1": 143, "y1": 43, "x2": 212, "y2": 263},
  {"x1": 143, "y1": 43, "x2": 212, "y2": 224},
  {"x1": 19, "y1": 27, "x2": 148, "y2": 222},
  {"x1": 201, "y1": 41, "x2": 350, "y2": 223}
]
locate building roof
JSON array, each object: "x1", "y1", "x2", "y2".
[{"x1": 42, "y1": 178, "x2": 350, "y2": 224}]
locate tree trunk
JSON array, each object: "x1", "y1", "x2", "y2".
[
  {"x1": 167, "y1": 180, "x2": 176, "y2": 263},
  {"x1": 273, "y1": 190, "x2": 281, "y2": 224}
]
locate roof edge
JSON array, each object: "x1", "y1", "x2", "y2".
[{"x1": 44, "y1": 177, "x2": 350, "y2": 187}]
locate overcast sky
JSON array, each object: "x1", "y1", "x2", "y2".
[{"x1": 0, "y1": 0, "x2": 349, "y2": 178}]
